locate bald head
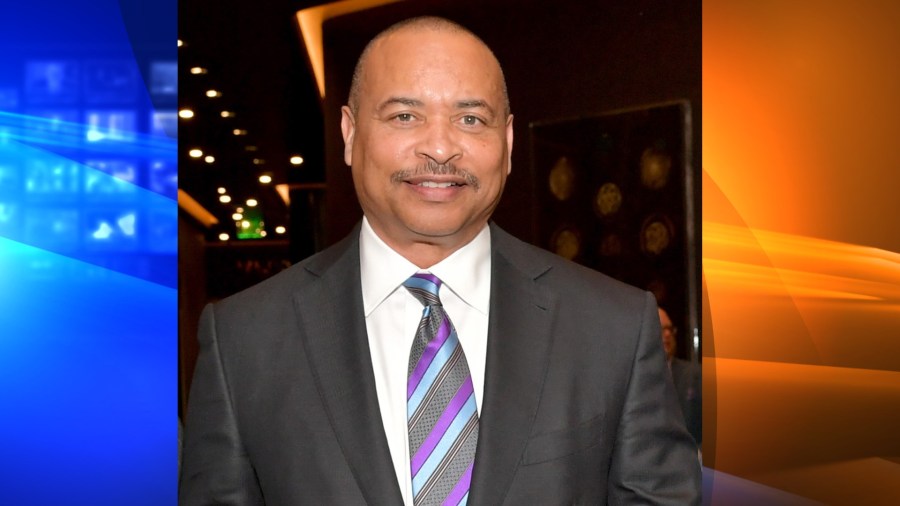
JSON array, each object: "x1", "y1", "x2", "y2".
[{"x1": 347, "y1": 16, "x2": 509, "y2": 116}]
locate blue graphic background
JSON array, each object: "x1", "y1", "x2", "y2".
[{"x1": 0, "y1": 1, "x2": 177, "y2": 503}]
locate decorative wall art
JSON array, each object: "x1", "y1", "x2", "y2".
[{"x1": 530, "y1": 101, "x2": 699, "y2": 358}]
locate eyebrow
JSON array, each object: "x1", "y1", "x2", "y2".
[
  {"x1": 376, "y1": 97, "x2": 423, "y2": 113},
  {"x1": 456, "y1": 99, "x2": 497, "y2": 120},
  {"x1": 375, "y1": 97, "x2": 495, "y2": 115},
  {"x1": 455, "y1": 99, "x2": 492, "y2": 113}
]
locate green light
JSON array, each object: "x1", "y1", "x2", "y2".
[{"x1": 235, "y1": 207, "x2": 265, "y2": 239}]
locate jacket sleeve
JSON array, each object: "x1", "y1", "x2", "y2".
[
  {"x1": 179, "y1": 304, "x2": 265, "y2": 506},
  {"x1": 607, "y1": 291, "x2": 702, "y2": 505}
]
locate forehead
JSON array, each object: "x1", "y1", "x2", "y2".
[{"x1": 359, "y1": 28, "x2": 504, "y2": 108}]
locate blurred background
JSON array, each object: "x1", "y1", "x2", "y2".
[{"x1": 177, "y1": 0, "x2": 701, "y2": 419}]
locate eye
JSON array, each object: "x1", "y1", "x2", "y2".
[
  {"x1": 460, "y1": 115, "x2": 483, "y2": 126},
  {"x1": 394, "y1": 113, "x2": 414, "y2": 122}
]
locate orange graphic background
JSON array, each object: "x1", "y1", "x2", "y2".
[{"x1": 703, "y1": 1, "x2": 900, "y2": 504}]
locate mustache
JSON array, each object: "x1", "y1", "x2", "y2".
[{"x1": 391, "y1": 159, "x2": 481, "y2": 189}]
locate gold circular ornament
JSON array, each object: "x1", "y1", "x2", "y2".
[
  {"x1": 548, "y1": 157, "x2": 576, "y2": 201},
  {"x1": 551, "y1": 227, "x2": 580, "y2": 260},
  {"x1": 640, "y1": 147, "x2": 672, "y2": 190},
  {"x1": 640, "y1": 215, "x2": 674, "y2": 255},
  {"x1": 595, "y1": 182, "x2": 622, "y2": 217}
]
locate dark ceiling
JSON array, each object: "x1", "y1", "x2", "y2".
[{"x1": 178, "y1": 0, "x2": 328, "y2": 240}]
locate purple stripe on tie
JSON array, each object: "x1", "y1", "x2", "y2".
[
  {"x1": 443, "y1": 462, "x2": 474, "y2": 506},
  {"x1": 413, "y1": 272, "x2": 441, "y2": 286},
  {"x1": 410, "y1": 376, "x2": 474, "y2": 474},
  {"x1": 407, "y1": 317, "x2": 452, "y2": 399}
]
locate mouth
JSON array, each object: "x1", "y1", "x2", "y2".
[
  {"x1": 391, "y1": 162, "x2": 481, "y2": 190},
  {"x1": 415, "y1": 180, "x2": 465, "y2": 188},
  {"x1": 399, "y1": 175, "x2": 471, "y2": 202},
  {"x1": 402, "y1": 173, "x2": 470, "y2": 189}
]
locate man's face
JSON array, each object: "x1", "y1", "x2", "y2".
[
  {"x1": 341, "y1": 28, "x2": 513, "y2": 254},
  {"x1": 658, "y1": 308, "x2": 676, "y2": 359}
]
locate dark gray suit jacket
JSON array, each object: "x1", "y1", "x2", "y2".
[
  {"x1": 671, "y1": 358, "x2": 702, "y2": 446},
  {"x1": 180, "y1": 224, "x2": 700, "y2": 505}
]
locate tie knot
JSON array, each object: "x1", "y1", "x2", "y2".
[{"x1": 403, "y1": 272, "x2": 442, "y2": 307}]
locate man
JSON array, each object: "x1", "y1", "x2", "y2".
[
  {"x1": 181, "y1": 16, "x2": 700, "y2": 505},
  {"x1": 659, "y1": 306, "x2": 703, "y2": 447}
]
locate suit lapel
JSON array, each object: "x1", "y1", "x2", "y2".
[
  {"x1": 469, "y1": 226, "x2": 558, "y2": 505},
  {"x1": 292, "y1": 231, "x2": 403, "y2": 505}
]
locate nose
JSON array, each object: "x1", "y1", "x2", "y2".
[{"x1": 415, "y1": 119, "x2": 462, "y2": 165}]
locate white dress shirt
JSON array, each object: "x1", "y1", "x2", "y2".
[{"x1": 359, "y1": 217, "x2": 491, "y2": 505}]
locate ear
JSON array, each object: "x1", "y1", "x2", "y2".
[
  {"x1": 340, "y1": 106, "x2": 356, "y2": 166},
  {"x1": 505, "y1": 114, "x2": 514, "y2": 175}
]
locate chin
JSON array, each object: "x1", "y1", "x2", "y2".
[
  {"x1": 400, "y1": 208, "x2": 489, "y2": 244},
  {"x1": 408, "y1": 224, "x2": 463, "y2": 240},
  {"x1": 402, "y1": 217, "x2": 470, "y2": 240}
]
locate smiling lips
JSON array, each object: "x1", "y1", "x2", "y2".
[
  {"x1": 402, "y1": 175, "x2": 469, "y2": 200},
  {"x1": 417, "y1": 181, "x2": 462, "y2": 188},
  {"x1": 391, "y1": 160, "x2": 481, "y2": 191},
  {"x1": 404, "y1": 173, "x2": 468, "y2": 188}
]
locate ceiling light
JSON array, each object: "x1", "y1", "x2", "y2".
[
  {"x1": 246, "y1": 198, "x2": 258, "y2": 207},
  {"x1": 204, "y1": 155, "x2": 215, "y2": 163},
  {"x1": 188, "y1": 148, "x2": 203, "y2": 158},
  {"x1": 260, "y1": 230, "x2": 267, "y2": 238},
  {"x1": 241, "y1": 220, "x2": 250, "y2": 228},
  {"x1": 206, "y1": 89, "x2": 220, "y2": 98},
  {"x1": 190, "y1": 67, "x2": 207, "y2": 75},
  {"x1": 219, "y1": 195, "x2": 232, "y2": 203},
  {"x1": 236, "y1": 207, "x2": 244, "y2": 213},
  {"x1": 218, "y1": 233, "x2": 229, "y2": 241},
  {"x1": 178, "y1": 109, "x2": 194, "y2": 119},
  {"x1": 275, "y1": 226, "x2": 286, "y2": 234},
  {"x1": 290, "y1": 156, "x2": 304, "y2": 165},
  {"x1": 245, "y1": 145, "x2": 257, "y2": 152},
  {"x1": 217, "y1": 187, "x2": 227, "y2": 194},
  {"x1": 232, "y1": 213, "x2": 243, "y2": 221},
  {"x1": 233, "y1": 129, "x2": 247, "y2": 136},
  {"x1": 220, "y1": 111, "x2": 234, "y2": 118},
  {"x1": 258, "y1": 174, "x2": 272, "y2": 184},
  {"x1": 252, "y1": 158, "x2": 265, "y2": 165},
  {"x1": 177, "y1": 39, "x2": 183, "y2": 47}
]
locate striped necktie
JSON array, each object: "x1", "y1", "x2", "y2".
[{"x1": 403, "y1": 273, "x2": 479, "y2": 506}]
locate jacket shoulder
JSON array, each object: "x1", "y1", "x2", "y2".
[
  {"x1": 213, "y1": 229, "x2": 359, "y2": 313},
  {"x1": 490, "y1": 224, "x2": 650, "y2": 308}
]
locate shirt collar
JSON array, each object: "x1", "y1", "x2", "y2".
[{"x1": 359, "y1": 217, "x2": 491, "y2": 317}]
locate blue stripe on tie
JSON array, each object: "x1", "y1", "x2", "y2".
[
  {"x1": 407, "y1": 328, "x2": 460, "y2": 418},
  {"x1": 404, "y1": 276, "x2": 439, "y2": 294},
  {"x1": 411, "y1": 392, "x2": 477, "y2": 493}
]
